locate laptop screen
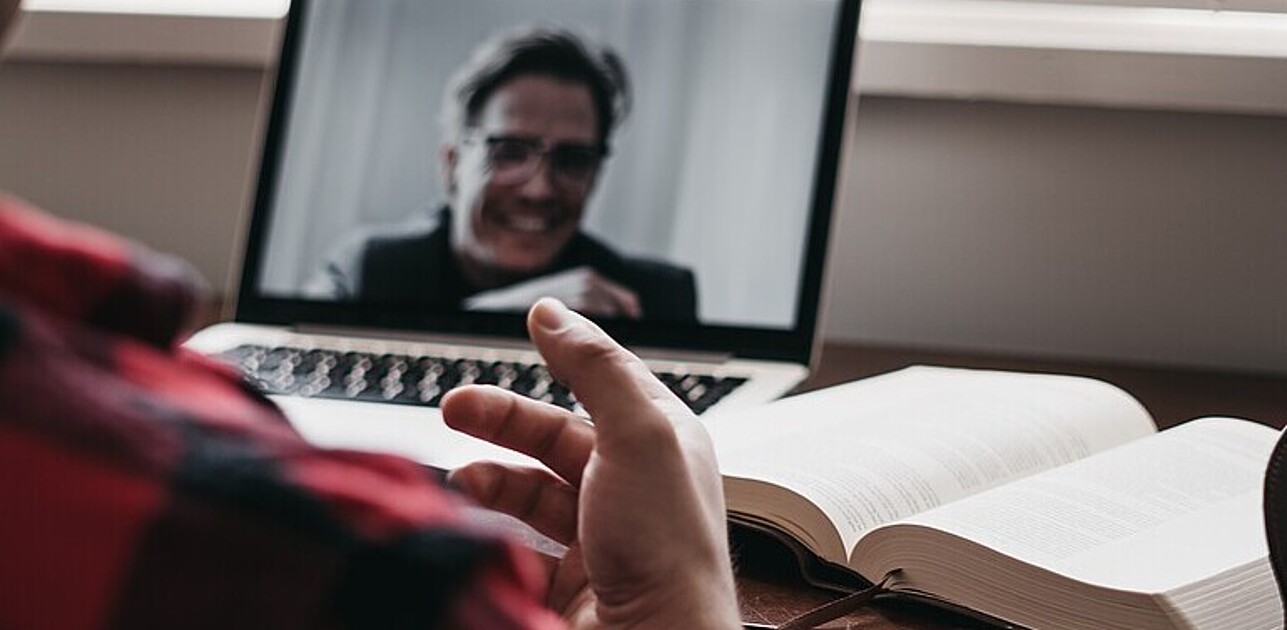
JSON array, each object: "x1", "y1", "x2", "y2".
[{"x1": 236, "y1": 0, "x2": 860, "y2": 363}]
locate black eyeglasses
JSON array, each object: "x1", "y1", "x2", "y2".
[{"x1": 467, "y1": 134, "x2": 608, "y2": 191}]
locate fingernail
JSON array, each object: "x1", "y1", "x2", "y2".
[{"x1": 531, "y1": 298, "x2": 573, "y2": 332}]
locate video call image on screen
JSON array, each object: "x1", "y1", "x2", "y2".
[{"x1": 256, "y1": 0, "x2": 841, "y2": 330}]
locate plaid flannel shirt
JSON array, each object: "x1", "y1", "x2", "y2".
[{"x1": 0, "y1": 196, "x2": 564, "y2": 630}]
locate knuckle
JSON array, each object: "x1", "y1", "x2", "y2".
[
  {"x1": 475, "y1": 463, "x2": 507, "y2": 506},
  {"x1": 530, "y1": 417, "x2": 570, "y2": 461},
  {"x1": 516, "y1": 474, "x2": 544, "y2": 522},
  {"x1": 490, "y1": 392, "x2": 522, "y2": 441},
  {"x1": 625, "y1": 408, "x2": 684, "y2": 450}
]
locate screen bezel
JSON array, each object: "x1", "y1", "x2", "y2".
[{"x1": 233, "y1": 0, "x2": 861, "y2": 364}]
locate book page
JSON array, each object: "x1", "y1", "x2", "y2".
[
  {"x1": 707, "y1": 366, "x2": 1156, "y2": 555},
  {"x1": 883, "y1": 417, "x2": 1276, "y2": 593}
]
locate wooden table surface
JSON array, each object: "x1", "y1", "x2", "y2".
[{"x1": 733, "y1": 342, "x2": 1287, "y2": 629}]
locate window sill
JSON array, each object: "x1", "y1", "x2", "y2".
[
  {"x1": 7, "y1": 0, "x2": 1287, "y2": 116},
  {"x1": 857, "y1": 0, "x2": 1287, "y2": 116},
  {"x1": 8, "y1": 4, "x2": 285, "y2": 68}
]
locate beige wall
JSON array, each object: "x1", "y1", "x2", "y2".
[
  {"x1": 1, "y1": 60, "x2": 1284, "y2": 374},
  {"x1": 0, "y1": 61, "x2": 264, "y2": 292},
  {"x1": 831, "y1": 96, "x2": 1287, "y2": 374}
]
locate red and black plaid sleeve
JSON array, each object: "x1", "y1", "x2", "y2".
[{"x1": 0, "y1": 197, "x2": 565, "y2": 630}]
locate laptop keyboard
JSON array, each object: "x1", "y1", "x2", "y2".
[{"x1": 217, "y1": 344, "x2": 747, "y2": 415}]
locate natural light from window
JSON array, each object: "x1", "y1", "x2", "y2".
[
  {"x1": 21, "y1": 0, "x2": 1287, "y2": 17},
  {"x1": 874, "y1": 0, "x2": 1287, "y2": 58},
  {"x1": 24, "y1": 0, "x2": 290, "y2": 18}
]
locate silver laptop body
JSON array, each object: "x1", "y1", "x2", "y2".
[{"x1": 186, "y1": 0, "x2": 862, "y2": 469}]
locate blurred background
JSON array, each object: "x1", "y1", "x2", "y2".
[{"x1": 1, "y1": 0, "x2": 1284, "y2": 373}]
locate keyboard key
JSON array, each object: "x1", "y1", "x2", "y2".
[{"x1": 217, "y1": 344, "x2": 745, "y2": 414}]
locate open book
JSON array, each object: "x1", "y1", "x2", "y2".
[{"x1": 704, "y1": 366, "x2": 1283, "y2": 630}]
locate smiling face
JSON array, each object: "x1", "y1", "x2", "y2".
[{"x1": 444, "y1": 74, "x2": 600, "y2": 288}]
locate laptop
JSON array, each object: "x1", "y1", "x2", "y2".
[{"x1": 185, "y1": 0, "x2": 862, "y2": 469}]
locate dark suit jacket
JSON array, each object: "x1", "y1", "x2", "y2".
[{"x1": 309, "y1": 207, "x2": 699, "y2": 323}]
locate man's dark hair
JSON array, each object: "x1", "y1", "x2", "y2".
[{"x1": 442, "y1": 26, "x2": 631, "y2": 149}]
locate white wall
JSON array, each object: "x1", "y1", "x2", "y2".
[{"x1": 1, "y1": 60, "x2": 1284, "y2": 374}]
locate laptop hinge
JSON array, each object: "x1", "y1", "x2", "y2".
[
  {"x1": 628, "y1": 345, "x2": 732, "y2": 365},
  {"x1": 290, "y1": 324, "x2": 734, "y2": 366},
  {"x1": 293, "y1": 324, "x2": 531, "y2": 351}
]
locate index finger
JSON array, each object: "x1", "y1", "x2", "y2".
[{"x1": 441, "y1": 385, "x2": 594, "y2": 487}]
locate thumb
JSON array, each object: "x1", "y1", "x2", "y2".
[{"x1": 526, "y1": 299, "x2": 689, "y2": 440}]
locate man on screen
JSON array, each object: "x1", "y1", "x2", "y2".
[{"x1": 309, "y1": 27, "x2": 698, "y2": 322}]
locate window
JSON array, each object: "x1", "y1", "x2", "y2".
[{"x1": 24, "y1": 0, "x2": 288, "y2": 18}]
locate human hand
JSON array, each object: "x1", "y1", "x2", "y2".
[
  {"x1": 463, "y1": 266, "x2": 643, "y2": 319},
  {"x1": 442, "y1": 298, "x2": 739, "y2": 629}
]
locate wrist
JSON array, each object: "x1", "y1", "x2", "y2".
[{"x1": 595, "y1": 569, "x2": 741, "y2": 630}]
